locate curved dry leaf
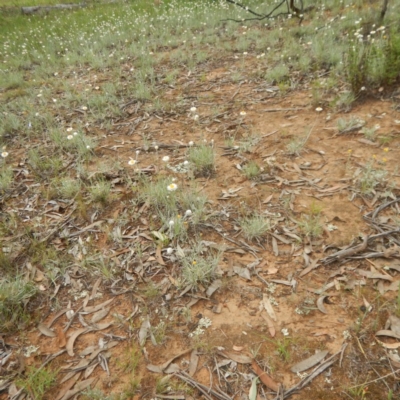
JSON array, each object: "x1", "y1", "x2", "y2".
[
  {"x1": 260, "y1": 312, "x2": 276, "y2": 337},
  {"x1": 262, "y1": 294, "x2": 277, "y2": 321},
  {"x1": 48, "y1": 309, "x2": 69, "y2": 328},
  {"x1": 316, "y1": 296, "x2": 328, "y2": 314},
  {"x1": 188, "y1": 350, "x2": 199, "y2": 377},
  {"x1": 299, "y1": 258, "x2": 319, "y2": 277},
  {"x1": 375, "y1": 330, "x2": 400, "y2": 340},
  {"x1": 164, "y1": 363, "x2": 180, "y2": 374},
  {"x1": 249, "y1": 376, "x2": 258, "y2": 400},
  {"x1": 90, "y1": 277, "x2": 102, "y2": 300},
  {"x1": 357, "y1": 270, "x2": 393, "y2": 281},
  {"x1": 79, "y1": 345, "x2": 97, "y2": 357},
  {"x1": 90, "y1": 308, "x2": 110, "y2": 324},
  {"x1": 84, "y1": 362, "x2": 99, "y2": 379},
  {"x1": 362, "y1": 296, "x2": 372, "y2": 312},
  {"x1": 60, "y1": 371, "x2": 79, "y2": 385},
  {"x1": 290, "y1": 350, "x2": 329, "y2": 373},
  {"x1": 66, "y1": 328, "x2": 91, "y2": 356},
  {"x1": 83, "y1": 298, "x2": 114, "y2": 314},
  {"x1": 376, "y1": 339, "x2": 400, "y2": 349},
  {"x1": 389, "y1": 315, "x2": 400, "y2": 336},
  {"x1": 92, "y1": 322, "x2": 113, "y2": 331},
  {"x1": 55, "y1": 372, "x2": 82, "y2": 400},
  {"x1": 251, "y1": 359, "x2": 279, "y2": 392},
  {"x1": 388, "y1": 352, "x2": 400, "y2": 368},
  {"x1": 147, "y1": 364, "x2": 163, "y2": 373},
  {"x1": 38, "y1": 323, "x2": 56, "y2": 338},
  {"x1": 59, "y1": 377, "x2": 96, "y2": 400}
]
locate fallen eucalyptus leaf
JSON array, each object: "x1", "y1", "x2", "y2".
[
  {"x1": 262, "y1": 294, "x2": 277, "y2": 321},
  {"x1": 251, "y1": 359, "x2": 279, "y2": 392},
  {"x1": 218, "y1": 351, "x2": 252, "y2": 364},
  {"x1": 66, "y1": 328, "x2": 91, "y2": 356},
  {"x1": 316, "y1": 296, "x2": 328, "y2": 314},
  {"x1": 291, "y1": 350, "x2": 329, "y2": 373},
  {"x1": 90, "y1": 308, "x2": 109, "y2": 324},
  {"x1": 38, "y1": 323, "x2": 56, "y2": 338}
]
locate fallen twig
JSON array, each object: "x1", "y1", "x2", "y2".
[
  {"x1": 175, "y1": 370, "x2": 232, "y2": 400},
  {"x1": 274, "y1": 344, "x2": 345, "y2": 399}
]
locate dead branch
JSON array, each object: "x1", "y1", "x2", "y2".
[
  {"x1": 380, "y1": 0, "x2": 390, "y2": 22},
  {"x1": 21, "y1": 3, "x2": 86, "y2": 14},
  {"x1": 222, "y1": 0, "x2": 303, "y2": 23}
]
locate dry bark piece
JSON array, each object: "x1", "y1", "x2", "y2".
[
  {"x1": 251, "y1": 359, "x2": 279, "y2": 392},
  {"x1": 139, "y1": 316, "x2": 150, "y2": 346},
  {"x1": 38, "y1": 323, "x2": 56, "y2": 337},
  {"x1": 290, "y1": 350, "x2": 329, "y2": 373}
]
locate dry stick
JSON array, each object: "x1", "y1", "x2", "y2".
[
  {"x1": 274, "y1": 345, "x2": 346, "y2": 400},
  {"x1": 262, "y1": 108, "x2": 305, "y2": 112},
  {"x1": 200, "y1": 223, "x2": 259, "y2": 257},
  {"x1": 348, "y1": 369, "x2": 400, "y2": 389},
  {"x1": 63, "y1": 305, "x2": 83, "y2": 332},
  {"x1": 39, "y1": 204, "x2": 77, "y2": 243},
  {"x1": 369, "y1": 196, "x2": 400, "y2": 219},
  {"x1": 175, "y1": 370, "x2": 232, "y2": 400},
  {"x1": 320, "y1": 228, "x2": 400, "y2": 265}
]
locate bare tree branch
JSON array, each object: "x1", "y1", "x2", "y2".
[{"x1": 222, "y1": 0, "x2": 305, "y2": 23}]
